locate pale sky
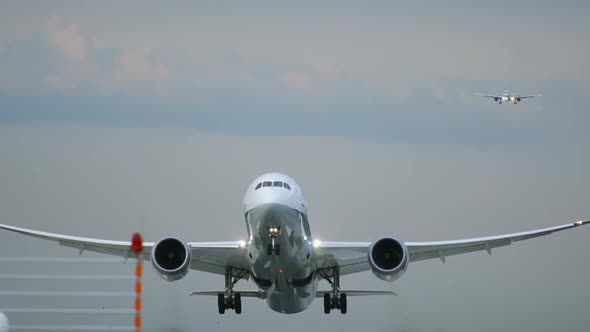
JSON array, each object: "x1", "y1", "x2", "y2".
[{"x1": 0, "y1": 1, "x2": 589, "y2": 331}]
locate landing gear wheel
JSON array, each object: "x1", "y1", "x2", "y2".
[
  {"x1": 218, "y1": 293, "x2": 226, "y2": 314},
  {"x1": 323, "y1": 293, "x2": 331, "y2": 314},
  {"x1": 235, "y1": 293, "x2": 242, "y2": 314},
  {"x1": 340, "y1": 293, "x2": 347, "y2": 314},
  {"x1": 266, "y1": 244, "x2": 273, "y2": 256},
  {"x1": 275, "y1": 245, "x2": 280, "y2": 256}
]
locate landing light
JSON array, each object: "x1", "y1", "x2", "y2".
[
  {"x1": 267, "y1": 226, "x2": 281, "y2": 238},
  {"x1": 313, "y1": 240, "x2": 321, "y2": 248},
  {"x1": 575, "y1": 220, "x2": 584, "y2": 226},
  {"x1": 238, "y1": 240, "x2": 246, "y2": 248}
]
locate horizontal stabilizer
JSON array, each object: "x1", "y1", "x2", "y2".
[
  {"x1": 316, "y1": 290, "x2": 396, "y2": 297},
  {"x1": 189, "y1": 291, "x2": 263, "y2": 298}
]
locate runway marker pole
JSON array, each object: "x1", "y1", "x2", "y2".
[{"x1": 131, "y1": 233, "x2": 143, "y2": 332}]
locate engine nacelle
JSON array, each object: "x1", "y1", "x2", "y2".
[
  {"x1": 150, "y1": 237, "x2": 192, "y2": 282},
  {"x1": 368, "y1": 237, "x2": 409, "y2": 282}
]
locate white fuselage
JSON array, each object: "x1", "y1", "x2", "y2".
[
  {"x1": 501, "y1": 91, "x2": 518, "y2": 104},
  {"x1": 243, "y1": 173, "x2": 317, "y2": 313}
]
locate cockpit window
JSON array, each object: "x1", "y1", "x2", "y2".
[{"x1": 256, "y1": 180, "x2": 291, "y2": 190}]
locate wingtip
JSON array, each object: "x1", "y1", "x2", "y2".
[{"x1": 574, "y1": 220, "x2": 590, "y2": 227}]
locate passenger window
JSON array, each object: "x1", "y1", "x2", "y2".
[
  {"x1": 284, "y1": 183, "x2": 291, "y2": 190},
  {"x1": 263, "y1": 181, "x2": 272, "y2": 187},
  {"x1": 255, "y1": 183, "x2": 262, "y2": 190},
  {"x1": 273, "y1": 181, "x2": 283, "y2": 187}
]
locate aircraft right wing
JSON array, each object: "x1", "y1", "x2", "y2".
[
  {"x1": 475, "y1": 93, "x2": 500, "y2": 99},
  {"x1": 0, "y1": 223, "x2": 250, "y2": 277}
]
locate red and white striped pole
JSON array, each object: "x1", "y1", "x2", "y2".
[{"x1": 131, "y1": 233, "x2": 143, "y2": 332}]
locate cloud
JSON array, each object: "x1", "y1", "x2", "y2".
[
  {"x1": 44, "y1": 16, "x2": 88, "y2": 62},
  {"x1": 43, "y1": 75, "x2": 76, "y2": 92},
  {"x1": 94, "y1": 47, "x2": 170, "y2": 93},
  {"x1": 312, "y1": 63, "x2": 338, "y2": 81},
  {"x1": 39, "y1": 16, "x2": 171, "y2": 94},
  {"x1": 280, "y1": 71, "x2": 317, "y2": 94},
  {"x1": 115, "y1": 47, "x2": 169, "y2": 81}
]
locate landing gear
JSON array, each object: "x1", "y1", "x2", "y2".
[
  {"x1": 323, "y1": 293, "x2": 331, "y2": 314},
  {"x1": 218, "y1": 294, "x2": 225, "y2": 314},
  {"x1": 322, "y1": 292, "x2": 347, "y2": 314},
  {"x1": 235, "y1": 293, "x2": 242, "y2": 314},
  {"x1": 266, "y1": 242, "x2": 280, "y2": 255},
  {"x1": 318, "y1": 267, "x2": 347, "y2": 314},
  {"x1": 217, "y1": 268, "x2": 247, "y2": 314},
  {"x1": 217, "y1": 292, "x2": 242, "y2": 314}
]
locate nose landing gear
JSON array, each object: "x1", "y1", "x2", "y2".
[{"x1": 266, "y1": 243, "x2": 280, "y2": 256}]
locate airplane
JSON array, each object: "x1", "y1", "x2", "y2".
[
  {"x1": 476, "y1": 90, "x2": 541, "y2": 104},
  {"x1": 0, "y1": 172, "x2": 587, "y2": 315}
]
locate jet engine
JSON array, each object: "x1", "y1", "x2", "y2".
[
  {"x1": 368, "y1": 237, "x2": 408, "y2": 282},
  {"x1": 150, "y1": 237, "x2": 192, "y2": 281}
]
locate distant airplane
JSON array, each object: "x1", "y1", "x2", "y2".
[
  {"x1": 0, "y1": 173, "x2": 588, "y2": 315},
  {"x1": 476, "y1": 90, "x2": 541, "y2": 104}
]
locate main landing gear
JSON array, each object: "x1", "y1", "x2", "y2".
[
  {"x1": 318, "y1": 267, "x2": 347, "y2": 314},
  {"x1": 218, "y1": 268, "x2": 247, "y2": 314}
]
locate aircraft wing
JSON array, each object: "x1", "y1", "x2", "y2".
[
  {"x1": 516, "y1": 95, "x2": 538, "y2": 99},
  {"x1": 313, "y1": 220, "x2": 589, "y2": 276},
  {"x1": 0, "y1": 223, "x2": 249, "y2": 276},
  {"x1": 475, "y1": 93, "x2": 500, "y2": 99}
]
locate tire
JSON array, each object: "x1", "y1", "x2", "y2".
[
  {"x1": 235, "y1": 293, "x2": 242, "y2": 314},
  {"x1": 323, "y1": 293, "x2": 331, "y2": 314},
  {"x1": 218, "y1": 293, "x2": 226, "y2": 314},
  {"x1": 267, "y1": 244, "x2": 273, "y2": 256},
  {"x1": 275, "y1": 245, "x2": 280, "y2": 256},
  {"x1": 340, "y1": 293, "x2": 347, "y2": 314}
]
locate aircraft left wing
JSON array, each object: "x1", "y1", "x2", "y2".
[
  {"x1": 0, "y1": 223, "x2": 249, "y2": 276},
  {"x1": 516, "y1": 95, "x2": 538, "y2": 99},
  {"x1": 313, "y1": 220, "x2": 589, "y2": 276}
]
